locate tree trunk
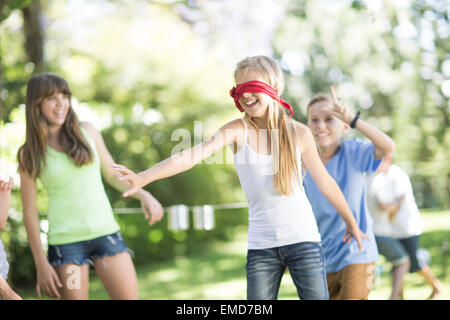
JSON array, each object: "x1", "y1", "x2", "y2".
[{"x1": 22, "y1": 0, "x2": 44, "y2": 73}]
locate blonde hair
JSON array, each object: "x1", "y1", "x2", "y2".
[
  {"x1": 234, "y1": 56, "x2": 300, "y2": 195},
  {"x1": 306, "y1": 93, "x2": 332, "y2": 117}
]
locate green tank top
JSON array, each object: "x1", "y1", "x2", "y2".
[{"x1": 39, "y1": 127, "x2": 120, "y2": 245}]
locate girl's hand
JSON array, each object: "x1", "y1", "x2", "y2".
[
  {"x1": 36, "y1": 260, "x2": 63, "y2": 299},
  {"x1": 111, "y1": 163, "x2": 146, "y2": 197},
  {"x1": 342, "y1": 223, "x2": 369, "y2": 252},
  {"x1": 140, "y1": 191, "x2": 164, "y2": 226},
  {"x1": 328, "y1": 87, "x2": 355, "y2": 124},
  {"x1": 0, "y1": 285, "x2": 22, "y2": 300},
  {"x1": 0, "y1": 174, "x2": 13, "y2": 192}
]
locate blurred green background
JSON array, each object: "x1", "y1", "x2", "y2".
[{"x1": 0, "y1": 0, "x2": 449, "y2": 299}]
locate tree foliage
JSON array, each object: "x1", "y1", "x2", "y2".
[
  {"x1": 0, "y1": 0, "x2": 449, "y2": 287},
  {"x1": 275, "y1": 0, "x2": 449, "y2": 208}
]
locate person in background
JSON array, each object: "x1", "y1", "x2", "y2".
[
  {"x1": 304, "y1": 89, "x2": 395, "y2": 300},
  {"x1": 0, "y1": 173, "x2": 22, "y2": 300},
  {"x1": 367, "y1": 154, "x2": 443, "y2": 299}
]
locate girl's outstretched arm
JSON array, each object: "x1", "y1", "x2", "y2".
[
  {"x1": 113, "y1": 119, "x2": 242, "y2": 197},
  {"x1": 328, "y1": 87, "x2": 395, "y2": 159},
  {"x1": 296, "y1": 122, "x2": 368, "y2": 251}
]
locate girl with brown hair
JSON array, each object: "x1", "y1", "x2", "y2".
[{"x1": 18, "y1": 73, "x2": 163, "y2": 300}]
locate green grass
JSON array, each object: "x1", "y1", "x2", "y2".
[{"x1": 16, "y1": 211, "x2": 450, "y2": 300}]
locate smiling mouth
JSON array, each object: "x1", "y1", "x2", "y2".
[
  {"x1": 54, "y1": 111, "x2": 67, "y2": 118},
  {"x1": 244, "y1": 100, "x2": 258, "y2": 108}
]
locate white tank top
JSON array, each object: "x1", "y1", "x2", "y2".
[{"x1": 233, "y1": 119, "x2": 321, "y2": 250}]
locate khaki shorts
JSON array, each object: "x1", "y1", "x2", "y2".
[{"x1": 326, "y1": 263, "x2": 375, "y2": 300}]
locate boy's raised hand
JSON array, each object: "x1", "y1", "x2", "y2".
[{"x1": 329, "y1": 87, "x2": 355, "y2": 124}]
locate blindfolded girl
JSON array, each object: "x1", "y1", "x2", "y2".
[{"x1": 113, "y1": 56, "x2": 367, "y2": 300}]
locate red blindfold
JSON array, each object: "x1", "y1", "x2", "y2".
[{"x1": 229, "y1": 80, "x2": 293, "y2": 118}]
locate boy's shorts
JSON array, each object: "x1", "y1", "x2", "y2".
[{"x1": 326, "y1": 263, "x2": 375, "y2": 300}]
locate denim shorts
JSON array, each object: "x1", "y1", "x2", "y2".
[
  {"x1": 375, "y1": 235, "x2": 426, "y2": 273},
  {"x1": 48, "y1": 231, "x2": 133, "y2": 267}
]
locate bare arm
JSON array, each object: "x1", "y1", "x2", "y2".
[
  {"x1": 82, "y1": 122, "x2": 164, "y2": 225},
  {"x1": 82, "y1": 122, "x2": 146, "y2": 199},
  {"x1": 297, "y1": 123, "x2": 368, "y2": 250},
  {"x1": 113, "y1": 119, "x2": 241, "y2": 197},
  {"x1": 19, "y1": 170, "x2": 46, "y2": 269},
  {"x1": 0, "y1": 274, "x2": 22, "y2": 300},
  {"x1": 353, "y1": 119, "x2": 395, "y2": 160},
  {"x1": 19, "y1": 165, "x2": 62, "y2": 298},
  {"x1": 329, "y1": 87, "x2": 395, "y2": 159}
]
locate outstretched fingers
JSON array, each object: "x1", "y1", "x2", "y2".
[
  {"x1": 112, "y1": 162, "x2": 135, "y2": 176},
  {"x1": 111, "y1": 163, "x2": 140, "y2": 197}
]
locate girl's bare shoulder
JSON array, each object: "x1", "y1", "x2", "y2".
[
  {"x1": 222, "y1": 118, "x2": 246, "y2": 130},
  {"x1": 80, "y1": 121, "x2": 101, "y2": 140},
  {"x1": 217, "y1": 118, "x2": 246, "y2": 138},
  {"x1": 217, "y1": 118, "x2": 246, "y2": 150},
  {"x1": 80, "y1": 121, "x2": 96, "y2": 132},
  {"x1": 291, "y1": 120, "x2": 313, "y2": 138},
  {"x1": 291, "y1": 120, "x2": 314, "y2": 151}
]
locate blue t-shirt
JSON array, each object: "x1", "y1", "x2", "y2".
[{"x1": 304, "y1": 139, "x2": 381, "y2": 273}]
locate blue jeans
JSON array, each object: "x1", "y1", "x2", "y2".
[{"x1": 246, "y1": 242, "x2": 329, "y2": 300}]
